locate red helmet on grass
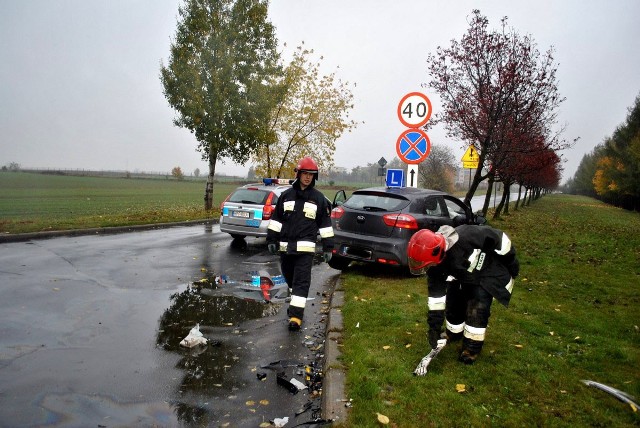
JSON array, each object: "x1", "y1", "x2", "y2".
[{"x1": 407, "y1": 229, "x2": 447, "y2": 274}]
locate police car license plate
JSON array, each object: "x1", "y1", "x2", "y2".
[{"x1": 232, "y1": 210, "x2": 250, "y2": 218}]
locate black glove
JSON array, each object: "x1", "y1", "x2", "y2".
[
  {"x1": 428, "y1": 329, "x2": 441, "y2": 350},
  {"x1": 268, "y1": 243, "x2": 278, "y2": 255}
]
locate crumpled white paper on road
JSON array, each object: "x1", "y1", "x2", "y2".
[
  {"x1": 179, "y1": 323, "x2": 208, "y2": 348},
  {"x1": 273, "y1": 416, "x2": 289, "y2": 427}
]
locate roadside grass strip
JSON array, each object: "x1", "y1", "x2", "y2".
[{"x1": 339, "y1": 194, "x2": 640, "y2": 427}]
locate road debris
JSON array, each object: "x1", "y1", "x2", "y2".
[
  {"x1": 581, "y1": 379, "x2": 639, "y2": 412},
  {"x1": 179, "y1": 323, "x2": 208, "y2": 348}
]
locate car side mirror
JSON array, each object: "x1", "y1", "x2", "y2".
[
  {"x1": 452, "y1": 214, "x2": 467, "y2": 227},
  {"x1": 474, "y1": 214, "x2": 487, "y2": 225}
]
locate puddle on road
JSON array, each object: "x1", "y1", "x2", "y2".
[
  {"x1": 156, "y1": 273, "x2": 288, "y2": 352},
  {"x1": 153, "y1": 272, "x2": 289, "y2": 424}
]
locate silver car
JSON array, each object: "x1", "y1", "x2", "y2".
[{"x1": 219, "y1": 179, "x2": 293, "y2": 239}]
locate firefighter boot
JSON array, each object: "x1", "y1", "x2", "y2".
[
  {"x1": 458, "y1": 349, "x2": 478, "y2": 365},
  {"x1": 288, "y1": 317, "x2": 302, "y2": 331}
]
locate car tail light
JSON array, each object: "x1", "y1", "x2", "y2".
[
  {"x1": 219, "y1": 194, "x2": 231, "y2": 212},
  {"x1": 331, "y1": 206, "x2": 345, "y2": 219},
  {"x1": 382, "y1": 213, "x2": 418, "y2": 229},
  {"x1": 262, "y1": 192, "x2": 275, "y2": 220},
  {"x1": 377, "y1": 258, "x2": 400, "y2": 265}
]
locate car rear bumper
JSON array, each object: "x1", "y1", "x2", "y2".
[
  {"x1": 332, "y1": 231, "x2": 409, "y2": 266},
  {"x1": 219, "y1": 217, "x2": 269, "y2": 237}
]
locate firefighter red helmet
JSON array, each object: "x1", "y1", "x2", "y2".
[
  {"x1": 295, "y1": 156, "x2": 319, "y2": 180},
  {"x1": 407, "y1": 229, "x2": 447, "y2": 274}
]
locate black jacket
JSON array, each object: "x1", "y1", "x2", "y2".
[
  {"x1": 267, "y1": 180, "x2": 334, "y2": 254},
  {"x1": 427, "y1": 225, "x2": 519, "y2": 307}
]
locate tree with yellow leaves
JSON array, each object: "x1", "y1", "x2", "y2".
[
  {"x1": 252, "y1": 45, "x2": 359, "y2": 179},
  {"x1": 590, "y1": 93, "x2": 640, "y2": 210}
]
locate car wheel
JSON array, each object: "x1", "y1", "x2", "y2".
[
  {"x1": 328, "y1": 255, "x2": 351, "y2": 271},
  {"x1": 230, "y1": 234, "x2": 246, "y2": 240}
]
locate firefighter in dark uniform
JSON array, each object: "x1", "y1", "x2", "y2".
[
  {"x1": 407, "y1": 224, "x2": 519, "y2": 364},
  {"x1": 267, "y1": 157, "x2": 334, "y2": 331}
]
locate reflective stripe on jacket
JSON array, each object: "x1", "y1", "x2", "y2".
[{"x1": 267, "y1": 182, "x2": 334, "y2": 254}]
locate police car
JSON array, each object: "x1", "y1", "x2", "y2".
[{"x1": 219, "y1": 178, "x2": 293, "y2": 239}]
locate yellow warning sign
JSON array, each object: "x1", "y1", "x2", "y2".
[
  {"x1": 461, "y1": 145, "x2": 479, "y2": 169},
  {"x1": 461, "y1": 145, "x2": 478, "y2": 162}
]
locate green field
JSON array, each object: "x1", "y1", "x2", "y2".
[
  {"x1": 0, "y1": 171, "x2": 359, "y2": 234},
  {"x1": 338, "y1": 194, "x2": 640, "y2": 427},
  {"x1": 0, "y1": 171, "x2": 239, "y2": 233}
]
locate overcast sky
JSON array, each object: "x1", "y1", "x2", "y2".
[{"x1": 1, "y1": 1, "x2": 639, "y2": 182}]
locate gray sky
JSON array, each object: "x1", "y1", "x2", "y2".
[{"x1": 1, "y1": 1, "x2": 639, "y2": 182}]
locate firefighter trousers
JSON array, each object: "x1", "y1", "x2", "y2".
[
  {"x1": 280, "y1": 253, "x2": 314, "y2": 321},
  {"x1": 445, "y1": 282, "x2": 493, "y2": 355}
]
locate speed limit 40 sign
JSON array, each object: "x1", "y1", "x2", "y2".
[{"x1": 397, "y1": 92, "x2": 432, "y2": 128}]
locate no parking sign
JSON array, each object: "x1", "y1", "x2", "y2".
[{"x1": 396, "y1": 128, "x2": 431, "y2": 164}]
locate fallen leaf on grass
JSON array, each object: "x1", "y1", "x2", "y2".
[
  {"x1": 382, "y1": 345, "x2": 391, "y2": 350},
  {"x1": 514, "y1": 344, "x2": 524, "y2": 349},
  {"x1": 456, "y1": 384, "x2": 466, "y2": 393},
  {"x1": 376, "y1": 412, "x2": 390, "y2": 424}
]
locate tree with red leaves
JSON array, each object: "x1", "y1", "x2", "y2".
[{"x1": 424, "y1": 10, "x2": 571, "y2": 214}]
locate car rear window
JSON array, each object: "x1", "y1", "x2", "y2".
[
  {"x1": 343, "y1": 192, "x2": 410, "y2": 211},
  {"x1": 227, "y1": 189, "x2": 270, "y2": 205}
]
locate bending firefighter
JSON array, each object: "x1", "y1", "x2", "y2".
[
  {"x1": 407, "y1": 224, "x2": 519, "y2": 364},
  {"x1": 267, "y1": 157, "x2": 334, "y2": 331}
]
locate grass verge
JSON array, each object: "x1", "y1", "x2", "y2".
[{"x1": 338, "y1": 194, "x2": 639, "y2": 427}]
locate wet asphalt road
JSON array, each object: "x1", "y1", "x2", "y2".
[{"x1": 0, "y1": 224, "x2": 340, "y2": 427}]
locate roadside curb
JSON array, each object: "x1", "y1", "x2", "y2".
[
  {"x1": 322, "y1": 277, "x2": 349, "y2": 425},
  {"x1": 0, "y1": 219, "x2": 217, "y2": 243}
]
